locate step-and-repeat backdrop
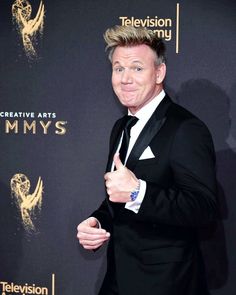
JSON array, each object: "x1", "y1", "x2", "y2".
[{"x1": 0, "y1": 0, "x2": 235, "y2": 294}]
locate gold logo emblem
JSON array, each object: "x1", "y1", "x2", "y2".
[
  {"x1": 12, "y1": 0, "x2": 45, "y2": 59},
  {"x1": 10, "y1": 174, "x2": 43, "y2": 232}
]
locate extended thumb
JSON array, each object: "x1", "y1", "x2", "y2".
[
  {"x1": 113, "y1": 153, "x2": 124, "y2": 170},
  {"x1": 88, "y1": 217, "x2": 98, "y2": 228}
]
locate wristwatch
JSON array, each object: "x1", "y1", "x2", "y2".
[{"x1": 130, "y1": 180, "x2": 140, "y2": 201}]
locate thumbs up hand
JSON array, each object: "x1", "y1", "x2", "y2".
[{"x1": 104, "y1": 153, "x2": 139, "y2": 203}]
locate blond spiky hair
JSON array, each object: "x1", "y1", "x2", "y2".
[{"x1": 104, "y1": 25, "x2": 166, "y2": 65}]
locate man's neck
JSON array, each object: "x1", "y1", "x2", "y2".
[{"x1": 128, "y1": 89, "x2": 166, "y2": 120}]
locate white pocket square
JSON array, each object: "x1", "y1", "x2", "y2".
[{"x1": 139, "y1": 146, "x2": 155, "y2": 160}]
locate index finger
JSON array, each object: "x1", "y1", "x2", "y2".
[
  {"x1": 79, "y1": 223, "x2": 107, "y2": 235},
  {"x1": 104, "y1": 172, "x2": 112, "y2": 181}
]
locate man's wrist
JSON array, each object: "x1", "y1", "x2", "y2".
[{"x1": 130, "y1": 179, "x2": 141, "y2": 201}]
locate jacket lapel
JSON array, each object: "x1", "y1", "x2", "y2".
[
  {"x1": 106, "y1": 115, "x2": 129, "y2": 172},
  {"x1": 126, "y1": 95, "x2": 172, "y2": 171}
]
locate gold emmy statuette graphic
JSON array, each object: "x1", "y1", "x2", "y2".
[
  {"x1": 10, "y1": 174, "x2": 43, "y2": 232},
  {"x1": 12, "y1": 0, "x2": 45, "y2": 59}
]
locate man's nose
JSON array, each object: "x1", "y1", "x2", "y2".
[{"x1": 121, "y1": 70, "x2": 132, "y2": 84}]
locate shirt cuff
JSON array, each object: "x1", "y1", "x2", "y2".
[{"x1": 125, "y1": 180, "x2": 146, "y2": 214}]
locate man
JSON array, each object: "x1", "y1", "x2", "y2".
[{"x1": 77, "y1": 25, "x2": 218, "y2": 295}]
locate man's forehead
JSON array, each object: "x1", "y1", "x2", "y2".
[
  {"x1": 112, "y1": 44, "x2": 156, "y2": 63},
  {"x1": 113, "y1": 44, "x2": 153, "y2": 54},
  {"x1": 112, "y1": 59, "x2": 143, "y2": 65}
]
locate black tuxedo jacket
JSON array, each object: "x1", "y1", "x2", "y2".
[{"x1": 92, "y1": 95, "x2": 219, "y2": 295}]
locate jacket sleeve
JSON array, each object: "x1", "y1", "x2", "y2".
[
  {"x1": 137, "y1": 118, "x2": 219, "y2": 227},
  {"x1": 91, "y1": 199, "x2": 113, "y2": 232}
]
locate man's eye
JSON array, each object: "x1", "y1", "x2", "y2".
[
  {"x1": 114, "y1": 67, "x2": 123, "y2": 72},
  {"x1": 134, "y1": 67, "x2": 143, "y2": 72}
]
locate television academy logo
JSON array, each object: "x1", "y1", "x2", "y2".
[
  {"x1": 118, "y1": 3, "x2": 180, "y2": 53},
  {"x1": 0, "y1": 282, "x2": 47, "y2": 295},
  {"x1": 10, "y1": 174, "x2": 43, "y2": 233},
  {"x1": 12, "y1": 0, "x2": 45, "y2": 59},
  {"x1": 0, "y1": 274, "x2": 55, "y2": 295}
]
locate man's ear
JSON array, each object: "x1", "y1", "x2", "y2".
[{"x1": 156, "y1": 63, "x2": 166, "y2": 84}]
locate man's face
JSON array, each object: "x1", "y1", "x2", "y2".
[{"x1": 111, "y1": 44, "x2": 166, "y2": 114}]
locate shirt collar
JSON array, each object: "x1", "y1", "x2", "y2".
[{"x1": 128, "y1": 89, "x2": 166, "y2": 121}]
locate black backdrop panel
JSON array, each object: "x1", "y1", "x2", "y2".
[{"x1": 0, "y1": 0, "x2": 235, "y2": 294}]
